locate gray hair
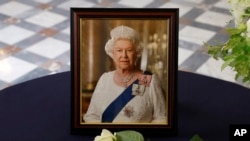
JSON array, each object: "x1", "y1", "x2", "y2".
[{"x1": 104, "y1": 25, "x2": 143, "y2": 59}]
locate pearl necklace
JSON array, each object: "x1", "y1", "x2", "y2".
[{"x1": 117, "y1": 71, "x2": 135, "y2": 87}]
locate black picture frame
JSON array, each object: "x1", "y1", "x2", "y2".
[{"x1": 71, "y1": 8, "x2": 179, "y2": 136}]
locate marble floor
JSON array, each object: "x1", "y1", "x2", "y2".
[{"x1": 0, "y1": 0, "x2": 242, "y2": 90}]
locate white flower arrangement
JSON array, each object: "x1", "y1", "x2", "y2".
[
  {"x1": 94, "y1": 129, "x2": 117, "y2": 141},
  {"x1": 229, "y1": 0, "x2": 250, "y2": 28},
  {"x1": 206, "y1": 0, "x2": 250, "y2": 84},
  {"x1": 94, "y1": 129, "x2": 205, "y2": 141},
  {"x1": 94, "y1": 129, "x2": 144, "y2": 141}
]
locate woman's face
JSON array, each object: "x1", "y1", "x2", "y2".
[{"x1": 113, "y1": 39, "x2": 137, "y2": 71}]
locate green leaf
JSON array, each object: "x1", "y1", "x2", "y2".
[
  {"x1": 189, "y1": 134, "x2": 204, "y2": 141},
  {"x1": 116, "y1": 130, "x2": 144, "y2": 141},
  {"x1": 226, "y1": 24, "x2": 246, "y2": 35},
  {"x1": 243, "y1": 76, "x2": 250, "y2": 83},
  {"x1": 206, "y1": 43, "x2": 224, "y2": 59},
  {"x1": 221, "y1": 58, "x2": 234, "y2": 70},
  {"x1": 245, "y1": 7, "x2": 250, "y2": 13}
]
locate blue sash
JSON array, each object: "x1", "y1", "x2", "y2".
[{"x1": 101, "y1": 79, "x2": 139, "y2": 122}]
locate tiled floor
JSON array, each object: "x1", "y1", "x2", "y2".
[{"x1": 0, "y1": 0, "x2": 243, "y2": 90}]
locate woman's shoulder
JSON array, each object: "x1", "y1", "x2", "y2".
[
  {"x1": 99, "y1": 71, "x2": 115, "y2": 80},
  {"x1": 95, "y1": 71, "x2": 115, "y2": 89}
]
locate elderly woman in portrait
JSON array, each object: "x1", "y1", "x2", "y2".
[{"x1": 83, "y1": 25, "x2": 166, "y2": 123}]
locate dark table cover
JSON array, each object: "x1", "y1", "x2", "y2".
[{"x1": 0, "y1": 71, "x2": 249, "y2": 141}]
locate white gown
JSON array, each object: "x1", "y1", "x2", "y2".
[{"x1": 83, "y1": 71, "x2": 167, "y2": 123}]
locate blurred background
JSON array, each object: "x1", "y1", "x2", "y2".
[{"x1": 0, "y1": 0, "x2": 239, "y2": 90}]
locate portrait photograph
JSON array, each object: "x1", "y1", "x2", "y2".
[{"x1": 71, "y1": 8, "x2": 178, "y2": 135}]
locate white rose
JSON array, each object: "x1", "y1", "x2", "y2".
[
  {"x1": 230, "y1": 5, "x2": 247, "y2": 26},
  {"x1": 229, "y1": 0, "x2": 250, "y2": 7},
  {"x1": 94, "y1": 129, "x2": 117, "y2": 141},
  {"x1": 246, "y1": 19, "x2": 250, "y2": 37},
  {"x1": 228, "y1": 0, "x2": 250, "y2": 27}
]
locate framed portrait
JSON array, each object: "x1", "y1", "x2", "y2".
[{"x1": 71, "y1": 8, "x2": 179, "y2": 135}]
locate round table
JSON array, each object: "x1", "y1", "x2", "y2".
[{"x1": 0, "y1": 71, "x2": 249, "y2": 141}]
